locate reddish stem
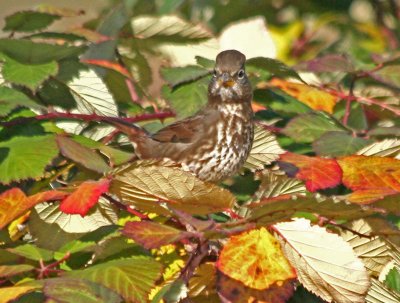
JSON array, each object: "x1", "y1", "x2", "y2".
[
  {"x1": 104, "y1": 194, "x2": 149, "y2": 220},
  {"x1": 2, "y1": 111, "x2": 175, "y2": 127},
  {"x1": 36, "y1": 252, "x2": 71, "y2": 279},
  {"x1": 342, "y1": 76, "x2": 356, "y2": 126}
]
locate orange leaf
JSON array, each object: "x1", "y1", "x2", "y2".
[
  {"x1": 279, "y1": 152, "x2": 342, "y2": 192},
  {"x1": 81, "y1": 59, "x2": 131, "y2": 78},
  {"x1": 338, "y1": 155, "x2": 400, "y2": 203},
  {"x1": 59, "y1": 179, "x2": 110, "y2": 216},
  {"x1": 0, "y1": 188, "x2": 66, "y2": 229},
  {"x1": 217, "y1": 227, "x2": 296, "y2": 291},
  {"x1": 270, "y1": 78, "x2": 338, "y2": 113}
]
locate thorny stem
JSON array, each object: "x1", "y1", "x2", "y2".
[
  {"x1": 323, "y1": 87, "x2": 400, "y2": 117},
  {"x1": 1, "y1": 111, "x2": 175, "y2": 127},
  {"x1": 342, "y1": 75, "x2": 356, "y2": 126},
  {"x1": 36, "y1": 252, "x2": 71, "y2": 279}
]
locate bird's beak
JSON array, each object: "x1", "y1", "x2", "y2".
[{"x1": 219, "y1": 72, "x2": 234, "y2": 88}]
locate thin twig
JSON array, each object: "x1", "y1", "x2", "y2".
[
  {"x1": 1, "y1": 111, "x2": 175, "y2": 127},
  {"x1": 103, "y1": 194, "x2": 149, "y2": 220},
  {"x1": 343, "y1": 76, "x2": 356, "y2": 126}
]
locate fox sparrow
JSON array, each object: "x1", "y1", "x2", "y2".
[{"x1": 115, "y1": 50, "x2": 254, "y2": 182}]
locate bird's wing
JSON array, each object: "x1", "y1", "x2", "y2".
[{"x1": 151, "y1": 115, "x2": 205, "y2": 143}]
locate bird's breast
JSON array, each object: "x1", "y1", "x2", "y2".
[{"x1": 185, "y1": 104, "x2": 254, "y2": 182}]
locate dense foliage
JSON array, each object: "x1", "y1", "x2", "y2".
[{"x1": 0, "y1": 1, "x2": 399, "y2": 302}]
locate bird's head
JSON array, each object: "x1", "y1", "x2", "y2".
[{"x1": 208, "y1": 50, "x2": 252, "y2": 104}]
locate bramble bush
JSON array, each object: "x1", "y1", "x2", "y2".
[{"x1": 0, "y1": 1, "x2": 399, "y2": 302}]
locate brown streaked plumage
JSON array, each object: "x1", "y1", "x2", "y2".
[{"x1": 114, "y1": 50, "x2": 254, "y2": 182}]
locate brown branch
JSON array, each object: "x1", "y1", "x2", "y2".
[
  {"x1": 104, "y1": 194, "x2": 149, "y2": 220},
  {"x1": 36, "y1": 252, "x2": 71, "y2": 279},
  {"x1": 180, "y1": 240, "x2": 209, "y2": 284}
]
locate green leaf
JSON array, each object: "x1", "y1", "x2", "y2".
[
  {"x1": 371, "y1": 65, "x2": 400, "y2": 89},
  {"x1": 0, "y1": 86, "x2": 43, "y2": 116},
  {"x1": 0, "y1": 39, "x2": 86, "y2": 64},
  {"x1": 257, "y1": 88, "x2": 311, "y2": 115},
  {"x1": 0, "y1": 135, "x2": 59, "y2": 184},
  {"x1": 56, "y1": 135, "x2": 110, "y2": 174},
  {"x1": 4, "y1": 11, "x2": 60, "y2": 32},
  {"x1": 247, "y1": 57, "x2": 303, "y2": 81},
  {"x1": 283, "y1": 112, "x2": 345, "y2": 142},
  {"x1": 71, "y1": 135, "x2": 134, "y2": 166},
  {"x1": 44, "y1": 277, "x2": 122, "y2": 303},
  {"x1": 161, "y1": 65, "x2": 210, "y2": 88},
  {"x1": 38, "y1": 78, "x2": 77, "y2": 109},
  {"x1": 162, "y1": 77, "x2": 208, "y2": 117},
  {"x1": 67, "y1": 257, "x2": 162, "y2": 303},
  {"x1": 195, "y1": 56, "x2": 214, "y2": 69},
  {"x1": 6, "y1": 244, "x2": 54, "y2": 262},
  {"x1": 157, "y1": 0, "x2": 185, "y2": 14},
  {"x1": 313, "y1": 131, "x2": 372, "y2": 156},
  {"x1": 385, "y1": 267, "x2": 400, "y2": 292},
  {"x1": 0, "y1": 264, "x2": 35, "y2": 278},
  {"x1": 2, "y1": 56, "x2": 58, "y2": 90}
]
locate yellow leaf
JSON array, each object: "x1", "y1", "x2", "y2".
[
  {"x1": 217, "y1": 227, "x2": 296, "y2": 290},
  {"x1": 270, "y1": 78, "x2": 338, "y2": 113}
]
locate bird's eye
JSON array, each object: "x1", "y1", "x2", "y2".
[
  {"x1": 213, "y1": 69, "x2": 217, "y2": 77},
  {"x1": 238, "y1": 69, "x2": 245, "y2": 79}
]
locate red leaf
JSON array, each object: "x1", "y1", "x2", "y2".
[
  {"x1": 60, "y1": 179, "x2": 110, "y2": 216},
  {"x1": 28, "y1": 190, "x2": 68, "y2": 205},
  {"x1": 81, "y1": 59, "x2": 131, "y2": 79},
  {"x1": 279, "y1": 152, "x2": 342, "y2": 191}
]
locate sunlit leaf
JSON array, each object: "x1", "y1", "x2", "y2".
[
  {"x1": 4, "y1": 11, "x2": 60, "y2": 32},
  {"x1": 67, "y1": 257, "x2": 162, "y2": 303},
  {"x1": 274, "y1": 218, "x2": 370, "y2": 303},
  {"x1": 270, "y1": 78, "x2": 338, "y2": 113},
  {"x1": 110, "y1": 160, "x2": 236, "y2": 215},
  {"x1": 60, "y1": 179, "x2": 110, "y2": 216},
  {"x1": 2, "y1": 56, "x2": 58, "y2": 90},
  {"x1": 44, "y1": 277, "x2": 122, "y2": 303},
  {"x1": 218, "y1": 227, "x2": 296, "y2": 290},
  {"x1": 371, "y1": 65, "x2": 400, "y2": 90},
  {"x1": 366, "y1": 279, "x2": 400, "y2": 303},
  {"x1": 56, "y1": 135, "x2": 110, "y2": 173},
  {"x1": 122, "y1": 221, "x2": 193, "y2": 249},
  {"x1": 244, "y1": 125, "x2": 285, "y2": 170},
  {"x1": 283, "y1": 112, "x2": 345, "y2": 143},
  {"x1": 338, "y1": 155, "x2": 400, "y2": 203},
  {"x1": 131, "y1": 15, "x2": 212, "y2": 44},
  {"x1": 251, "y1": 170, "x2": 306, "y2": 202},
  {"x1": 340, "y1": 218, "x2": 398, "y2": 276},
  {"x1": 357, "y1": 139, "x2": 400, "y2": 159},
  {"x1": 0, "y1": 264, "x2": 34, "y2": 278},
  {"x1": 0, "y1": 135, "x2": 59, "y2": 184},
  {"x1": 34, "y1": 196, "x2": 118, "y2": 233},
  {"x1": 0, "y1": 86, "x2": 43, "y2": 116},
  {"x1": 279, "y1": 152, "x2": 342, "y2": 192}
]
